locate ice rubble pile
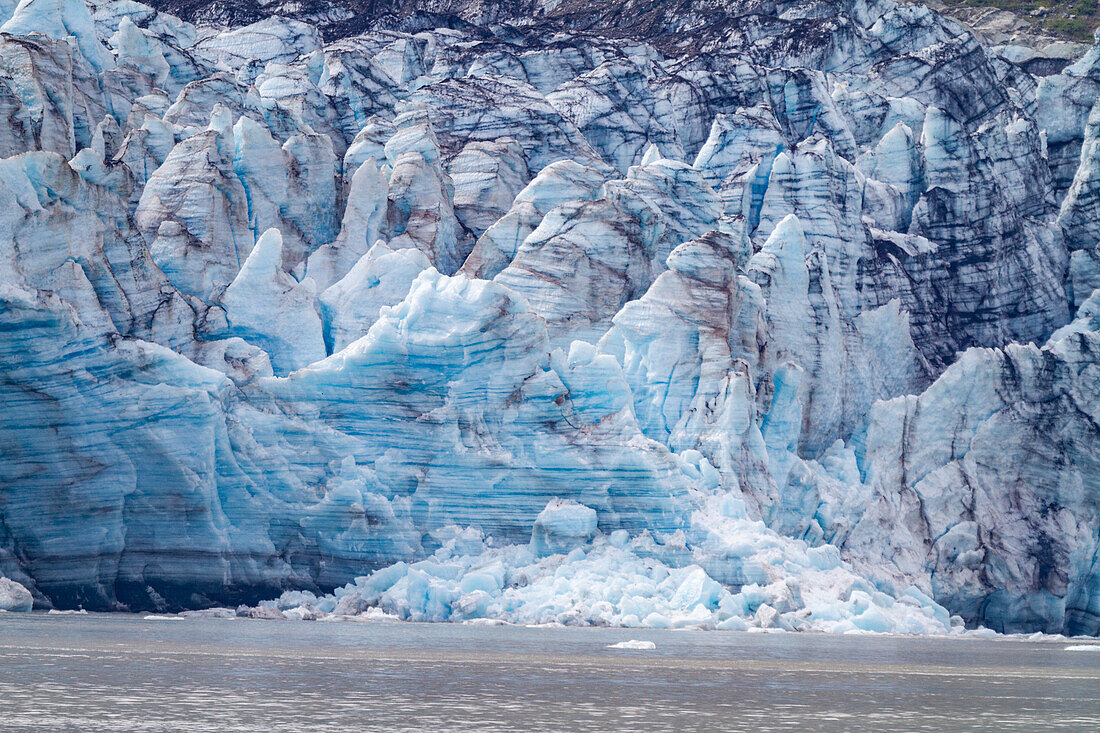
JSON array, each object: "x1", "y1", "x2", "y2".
[
  {"x1": 259, "y1": 498, "x2": 958, "y2": 634},
  {"x1": 0, "y1": 0, "x2": 1096, "y2": 635}
]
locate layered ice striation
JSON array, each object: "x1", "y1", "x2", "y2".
[{"x1": 0, "y1": 0, "x2": 1096, "y2": 635}]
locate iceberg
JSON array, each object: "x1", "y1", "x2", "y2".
[
  {"x1": 0, "y1": 577, "x2": 33, "y2": 612},
  {"x1": 608, "y1": 640, "x2": 656, "y2": 649}
]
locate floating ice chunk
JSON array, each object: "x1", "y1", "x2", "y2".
[
  {"x1": 608, "y1": 639, "x2": 656, "y2": 650},
  {"x1": 0, "y1": 577, "x2": 33, "y2": 612},
  {"x1": 265, "y1": 589, "x2": 322, "y2": 611},
  {"x1": 1065, "y1": 645, "x2": 1100, "y2": 651},
  {"x1": 244, "y1": 606, "x2": 286, "y2": 620},
  {"x1": 179, "y1": 608, "x2": 237, "y2": 619},
  {"x1": 964, "y1": 627, "x2": 1000, "y2": 638},
  {"x1": 322, "y1": 607, "x2": 401, "y2": 623},
  {"x1": 282, "y1": 606, "x2": 319, "y2": 621},
  {"x1": 142, "y1": 615, "x2": 183, "y2": 621},
  {"x1": 717, "y1": 616, "x2": 748, "y2": 631},
  {"x1": 462, "y1": 617, "x2": 509, "y2": 626}
]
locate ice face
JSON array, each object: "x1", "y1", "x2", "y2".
[
  {"x1": 317, "y1": 241, "x2": 431, "y2": 354},
  {"x1": 307, "y1": 157, "x2": 388, "y2": 291},
  {"x1": 263, "y1": 268, "x2": 693, "y2": 544},
  {"x1": 0, "y1": 0, "x2": 1096, "y2": 634},
  {"x1": 460, "y1": 159, "x2": 605, "y2": 280},
  {"x1": 1, "y1": 0, "x2": 113, "y2": 73},
  {"x1": 193, "y1": 17, "x2": 323, "y2": 76},
  {"x1": 219, "y1": 227, "x2": 326, "y2": 375},
  {"x1": 529, "y1": 499, "x2": 598, "y2": 557}
]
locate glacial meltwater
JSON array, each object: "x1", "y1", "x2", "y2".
[{"x1": 1, "y1": 613, "x2": 1098, "y2": 731}]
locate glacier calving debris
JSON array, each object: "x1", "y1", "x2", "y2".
[
  {"x1": 0, "y1": 0, "x2": 1097, "y2": 635},
  {"x1": 0, "y1": 577, "x2": 34, "y2": 612},
  {"x1": 257, "y1": 496, "x2": 960, "y2": 634}
]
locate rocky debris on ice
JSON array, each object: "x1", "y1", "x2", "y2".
[{"x1": 193, "y1": 16, "x2": 321, "y2": 77}]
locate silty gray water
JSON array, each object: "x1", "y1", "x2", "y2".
[{"x1": 0, "y1": 612, "x2": 1097, "y2": 731}]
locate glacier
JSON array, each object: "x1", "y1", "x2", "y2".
[{"x1": 0, "y1": 0, "x2": 1097, "y2": 635}]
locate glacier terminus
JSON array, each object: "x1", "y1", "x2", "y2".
[{"x1": 0, "y1": 0, "x2": 1098, "y2": 637}]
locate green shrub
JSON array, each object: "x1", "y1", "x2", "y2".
[
  {"x1": 1050, "y1": 16, "x2": 1091, "y2": 38},
  {"x1": 1073, "y1": 0, "x2": 1097, "y2": 17}
]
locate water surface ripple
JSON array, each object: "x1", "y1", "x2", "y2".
[{"x1": 1, "y1": 613, "x2": 1098, "y2": 731}]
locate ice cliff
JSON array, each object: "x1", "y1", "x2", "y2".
[{"x1": 0, "y1": 0, "x2": 1097, "y2": 635}]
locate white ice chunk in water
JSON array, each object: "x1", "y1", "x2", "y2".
[{"x1": 0, "y1": 577, "x2": 33, "y2": 612}]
